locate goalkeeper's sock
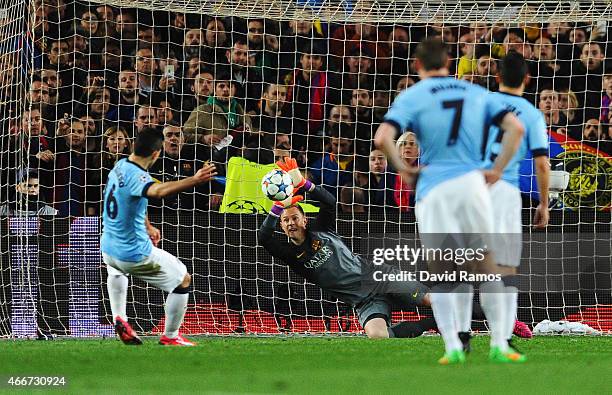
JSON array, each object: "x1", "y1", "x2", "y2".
[
  {"x1": 107, "y1": 274, "x2": 128, "y2": 322},
  {"x1": 164, "y1": 293, "x2": 188, "y2": 339},
  {"x1": 453, "y1": 283, "x2": 474, "y2": 333},
  {"x1": 430, "y1": 286, "x2": 462, "y2": 353},
  {"x1": 480, "y1": 281, "x2": 509, "y2": 352},
  {"x1": 504, "y1": 286, "x2": 519, "y2": 340},
  {"x1": 387, "y1": 318, "x2": 436, "y2": 338}
]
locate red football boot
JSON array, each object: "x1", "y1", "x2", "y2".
[
  {"x1": 158, "y1": 334, "x2": 196, "y2": 346},
  {"x1": 114, "y1": 316, "x2": 143, "y2": 345},
  {"x1": 513, "y1": 320, "x2": 533, "y2": 338}
]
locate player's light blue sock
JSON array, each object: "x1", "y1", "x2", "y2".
[
  {"x1": 164, "y1": 293, "x2": 188, "y2": 338},
  {"x1": 107, "y1": 274, "x2": 128, "y2": 322},
  {"x1": 480, "y1": 281, "x2": 508, "y2": 352},
  {"x1": 454, "y1": 283, "x2": 473, "y2": 333},
  {"x1": 430, "y1": 286, "x2": 462, "y2": 353}
]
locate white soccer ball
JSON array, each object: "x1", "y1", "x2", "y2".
[{"x1": 261, "y1": 169, "x2": 294, "y2": 201}]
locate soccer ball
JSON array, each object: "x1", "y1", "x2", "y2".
[{"x1": 261, "y1": 169, "x2": 294, "y2": 201}]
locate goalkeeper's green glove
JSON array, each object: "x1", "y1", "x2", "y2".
[
  {"x1": 270, "y1": 195, "x2": 304, "y2": 216},
  {"x1": 276, "y1": 157, "x2": 313, "y2": 192}
]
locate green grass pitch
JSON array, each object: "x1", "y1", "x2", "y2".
[{"x1": 0, "y1": 336, "x2": 610, "y2": 394}]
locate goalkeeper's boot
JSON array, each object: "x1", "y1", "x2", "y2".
[
  {"x1": 513, "y1": 320, "x2": 533, "y2": 338},
  {"x1": 507, "y1": 338, "x2": 526, "y2": 358},
  {"x1": 114, "y1": 316, "x2": 142, "y2": 346},
  {"x1": 438, "y1": 350, "x2": 466, "y2": 365},
  {"x1": 458, "y1": 331, "x2": 472, "y2": 354},
  {"x1": 489, "y1": 346, "x2": 527, "y2": 363},
  {"x1": 159, "y1": 334, "x2": 196, "y2": 346}
]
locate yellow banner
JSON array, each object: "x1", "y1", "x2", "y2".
[{"x1": 220, "y1": 157, "x2": 319, "y2": 214}]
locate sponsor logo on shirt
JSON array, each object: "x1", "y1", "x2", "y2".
[{"x1": 304, "y1": 245, "x2": 332, "y2": 269}]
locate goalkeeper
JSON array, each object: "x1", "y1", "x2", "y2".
[{"x1": 258, "y1": 157, "x2": 433, "y2": 338}]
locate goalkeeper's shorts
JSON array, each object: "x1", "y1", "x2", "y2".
[{"x1": 103, "y1": 246, "x2": 188, "y2": 293}]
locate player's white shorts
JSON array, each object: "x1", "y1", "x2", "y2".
[
  {"x1": 489, "y1": 180, "x2": 522, "y2": 267},
  {"x1": 415, "y1": 170, "x2": 493, "y2": 250},
  {"x1": 103, "y1": 247, "x2": 188, "y2": 293}
]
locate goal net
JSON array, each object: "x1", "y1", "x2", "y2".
[{"x1": 0, "y1": 0, "x2": 610, "y2": 338}]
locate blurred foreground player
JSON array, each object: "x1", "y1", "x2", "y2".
[
  {"x1": 259, "y1": 157, "x2": 433, "y2": 339},
  {"x1": 100, "y1": 128, "x2": 217, "y2": 346},
  {"x1": 485, "y1": 51, "x2": 550, "y2": 355},
  {"x1": 375, "y1": 38, "x2": 525, "y2": 364}
]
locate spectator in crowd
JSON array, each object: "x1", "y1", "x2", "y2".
[
  {"x1": 474, "y1": 53, "x2": 498, "y2": 91},
  {"x1": 202, "y1": 17, "x2": 229, "y2": 67},
  {"x1": 387, "y1": 26, "x2": 411, "y2": 87},
  {"x1": 582, "y1": 118, "x2": 603, "y2": 143},
  {"x1": 285, "y1": 41, "x2": 332, "y2": 135},
  {"x1": 183, "y1": 28, "x2": 204, "y2": 60},
  {"x1": 46, "y1": 40, "x2": 71, "y2": 70},
  {"x1": 330, "y1": 23, "x2": 390, "y2": 73},
  {"x1": 600, "y1": 71, "x2": 612, "y2": 123},
  {"x1": 149, "y1": 124, "x2": 221, "y2": 212},
  {"x1": 372, "y1": 81, "x2": 391, "y2": 125},
  {"x1": 79, "y1": 115, "x2": 100, "y2": 152},
  {"x1": 249, "y1": 81, "x2": 290, "y2": 133},
  {"x1": 18, "y1": 107, "x2": 53, "y2": 171},
  {"x1": 538, "y1": 89, "x2": 568, "y2": 134},
  {"x1": 157, "y1": 99, "x2": 176, "y2": 126},
  {"x1": 109, "y1": 68, "x2": 142, "y2": 123},
  {"x1": 27, "y1": 76, "x2": 53, "y2": 127},
  {"x1": 279, "y1": 19, "x2": 325, "y2": 74},
  {"x1": 456, "y1": 32, "x2": 477, "y2": 79},
  {"x1": 532, "y1": 37, "x2": 570, "y2": 87},
  {"x1": 225, "y1": 38, "x2": 262, "y2": 112},
  {"x1": 88, "y1": 126, "x2": 132, "y2": 214},
  {"x1": 309, "y1": 123, "x2": 355, "y2": 197},
  {"x1": 365, "y1": 148, "x2": 396, "y2": 208},
  {"x1": 327, "y1": 104, "x2": 353, "y2": 129},
  {"x1": 351, "y1": 87, "x2": 376, "y2": 156},
  {"x1": 339, "y1": 155, "x2": 368, "y2": 214},
  {"x1": 247, "y1": 19, "x2": 277, "y2": 77},
  {"x1": 332, "y1": 46, "x2": 376, "y2": 93},
  {"x1": 559, "y1": 88, "x2": 580, "y2": 126},
  {"x1": 571, "y1": 42, "x2": 605, "y2": 119},
  {"x1": 393, "y1": 131, "x2": 418, "y2": 211},
  {"x1": 133, "y1": 45, "x2": 158, "y2": 101},
  {"x1": 182, "y1": 69, "x2": 214, "y2": 118},
  {"x1": 51, "y1": 119, "x2": 89, "y2": 216},
  {"x1": 115, "y1": 9, "x2": 137, "y2": 41},
  {"x1": 395, "y1": 76, "x2": 416, "y2": 97},
  {"x1": 0, "y1": 169, "x2": 57, "y2": 216},
  {"x1": 183, "y1": 68, "x2": 252, "y2": 153},
  {"x1": 133, "y1": 104, "x2": 159, "y2": 134}
]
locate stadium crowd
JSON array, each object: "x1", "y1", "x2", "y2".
[{"x1": 1, "y1": 1, "x2": 611, "y2": 216}]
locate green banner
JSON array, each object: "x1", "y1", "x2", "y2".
[{"x1": 220, "y1": 157, "x2": 319, "y2": 214}]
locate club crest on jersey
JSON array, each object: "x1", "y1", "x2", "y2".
[
  {"x1": 311, "y1": 239, "x2": 322, "y2": 251},
  {"x1": 139, "y1": 174, "x2": 149, "y2": 183}
]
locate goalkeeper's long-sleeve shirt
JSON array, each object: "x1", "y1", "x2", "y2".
[{"x1": 258, "y1": 186, "x2": 374, "y2": 307}]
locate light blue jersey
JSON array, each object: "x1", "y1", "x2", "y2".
[
  {"x1": 484, "y1": 92, "x2": 549, "y2": 187},
  {"x1": 384, "y1": 77, "x2": 508, "y2": 200},
  {"x1": 101, "y1": 158, "x2": 155, "y2": 262}
]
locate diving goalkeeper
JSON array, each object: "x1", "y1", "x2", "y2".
[{"x1": 258, "y1": 157, "x2": 432, "y2": 338}]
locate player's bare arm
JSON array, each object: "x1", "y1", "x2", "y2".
[
  {"x1": 146, "y1": 163, "x2": 217, "y2": 199},
  {"x1": 533, "y1": 156, "x2": 550, "y2": 228}
]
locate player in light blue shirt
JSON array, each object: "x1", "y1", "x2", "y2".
[
  {"x1": 484, "y1": 52, "x2": 550, "y2": 229},
  {"x1": 374, "y1": 38, "x2": 525, "y2": 365},
  {"x1": 101, "y1": 127, "x2": 217, "y2": 346},
  {"x1": 484, "y1": 51, "x2": 551, "y2": 363}
]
